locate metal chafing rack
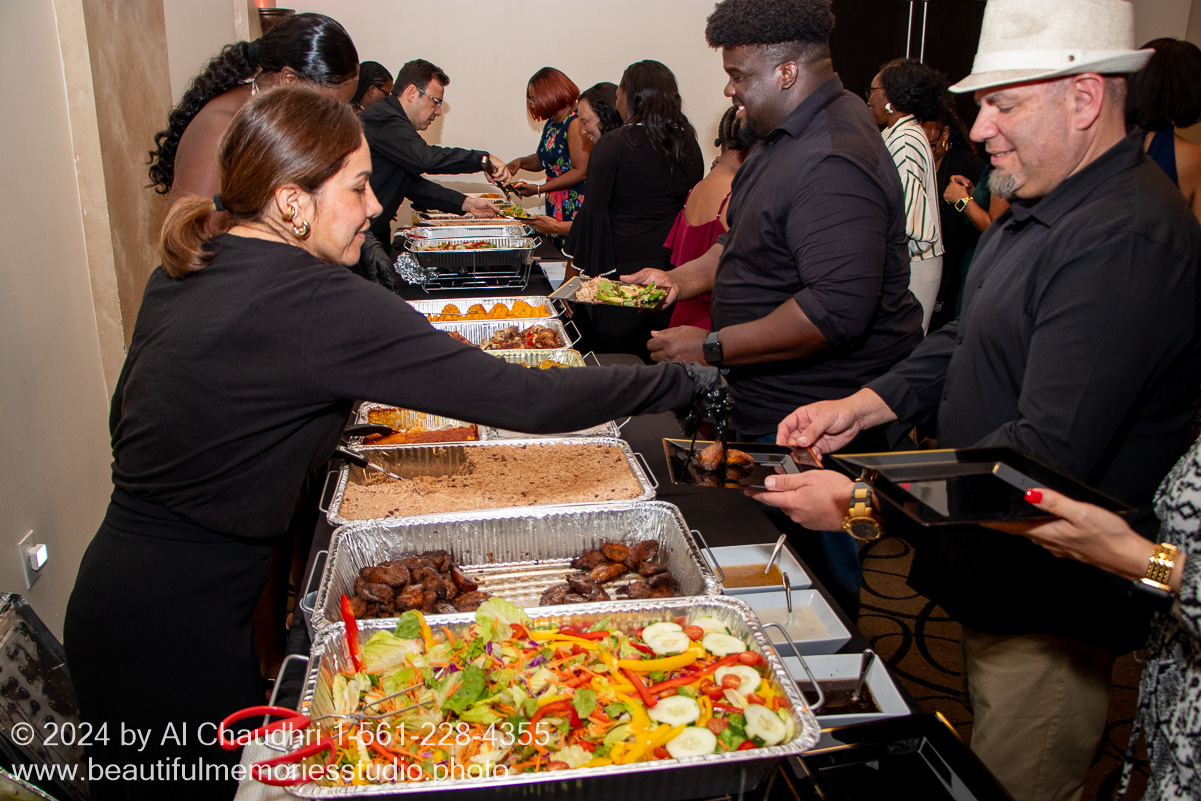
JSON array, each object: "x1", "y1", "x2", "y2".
[
  {"x1": 284, "y1": 595, "x2": 820, "y2": 798},
  {"x1": 407, "y1": 295, "x2": 562, "y2": 320},
  {"x1": 305, "y1": 501, "x2": 720, "y2": 632},
  {"x1": 322, "y1": 437, "x2": 658, "y2": 527}
]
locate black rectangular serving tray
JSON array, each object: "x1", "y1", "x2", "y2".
[
  {"x1": 828, "y1": 446, "x2": 1132, "y2": 527},
  {"x1": 663, "y1": 438, "x2": 819, "y2": 490}
]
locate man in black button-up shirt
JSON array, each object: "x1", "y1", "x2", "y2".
[{"x1": 756, "y1": 3, "x2": 1201, "y2": 797}]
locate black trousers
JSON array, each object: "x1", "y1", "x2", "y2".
[{"x1": 64, "y1": 491, "x2": 272, "y2": 801}]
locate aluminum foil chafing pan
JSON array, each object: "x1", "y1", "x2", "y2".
[
  {"x1": 308, "y1": 501, "x2": 719, "y2": 632},
  {"x1": 404, "y1": 237, "x2": 539, "y2": 275},
  {"x1": 286, "y1": 595, "x2": 820, "y2": 798},
  {"x1": 323, "y1": 438, "x2": 657, "y2": 526},
  {"x1": 400, "y1": 225, "x2": 533, "y2": 240},
  {"x1": 408, "y1": 296, "x2": 559, "y2": 320},
  {"x1": 350, "y1": 404, "x2": 479, "y2": 445},
  {"x1": 429, "y1": 318, "x2": 574, "y2": 350},
  {"x1": 489, "y1": 349, "x2": 587, "y2": 368}
]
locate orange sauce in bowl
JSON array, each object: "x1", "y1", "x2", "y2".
[{"x1": 721, "y1": 563, "x2": 784, "y2": 588}]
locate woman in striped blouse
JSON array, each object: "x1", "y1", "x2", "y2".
[{"x1": 868, "y1": 59, "x2": 946, "y2": 333}]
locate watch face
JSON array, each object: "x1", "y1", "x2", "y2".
[{"x1": 849, "y1": 518, "x2": 881, "y2": 541}]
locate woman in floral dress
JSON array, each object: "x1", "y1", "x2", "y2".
[{"x1": 507, "y1": 68, "x2": 591, "y2": 246}]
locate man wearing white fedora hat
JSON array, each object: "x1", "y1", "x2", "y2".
[{"x1": 753, "y1": 1, "x2": 1201, "y2": 799}]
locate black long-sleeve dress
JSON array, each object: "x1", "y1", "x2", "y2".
[{"x1": 63, "y1": 234, "x2": 696, "y2": 801}]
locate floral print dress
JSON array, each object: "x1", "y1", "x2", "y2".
[{"x1": 538, "y1": 112, "x2": 584, "y2": 244}]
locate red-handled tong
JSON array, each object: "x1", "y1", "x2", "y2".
[{"x1": 218, "y1": 705, "x2": 335, "y2": 787}]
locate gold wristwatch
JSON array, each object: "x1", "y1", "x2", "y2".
[
  {"x1": 1139, "y1": 541, "x2": 1179, "y2": 594},
  {"x1": 843, "y1": 480, "x2": 884, "y2": 541}
]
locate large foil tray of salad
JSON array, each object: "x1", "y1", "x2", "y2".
[
  {"x1": 311, "y1": 502, "x2": 720, "y2": 632},
  {"x1": 280, "y1": 595, "x2": 819, "y2": 797},
  {"x1": 428, "y1": 318, "x2": 572, "y2": 350},
  {"x1": 324, "y1": 438, "x2": 657, "y2": 527}
]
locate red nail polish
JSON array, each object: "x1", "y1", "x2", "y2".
[{"x1": 1024, "y1": 489, "x2": 1042, "y2": 504}]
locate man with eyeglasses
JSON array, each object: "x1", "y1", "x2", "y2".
[{"x1": 361, "y1": 59, "x2": 512, "y2": 259}]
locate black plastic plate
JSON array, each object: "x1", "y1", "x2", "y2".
[{"x1": 663, "y1": 439, "x2": 819, "y2": 490}]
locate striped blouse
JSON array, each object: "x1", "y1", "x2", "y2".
[{"x1": 883, "y1": 115, "x2": 944, "y2": 261}]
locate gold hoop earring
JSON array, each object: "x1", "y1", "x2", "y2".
[
  {"x1": 282, "y1": 204, "x2": 297, "y2": 223},
  {"x1": 292, "y1": 219, "x2": 310, "y2": 239}
]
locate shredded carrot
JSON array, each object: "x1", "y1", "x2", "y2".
[{"x1": 441, "y1": 625, "x2": 455, "y2": 647}]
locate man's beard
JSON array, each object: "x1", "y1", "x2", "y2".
[{"x1": 990, "y1": 169, "x2": 1018, "y2": 200}]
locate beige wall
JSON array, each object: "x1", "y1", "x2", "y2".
[
  {"x1": 163, "y1": 0, "x2": 244, "y2": 103},
  {"x1": 0, "y1": 2, "x2": 117, "y2": 638}
]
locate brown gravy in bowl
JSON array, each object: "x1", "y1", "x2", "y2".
[
  {"x1": 796, "y1": 678, "x2": 880, "y2": 715},
  {"x1": 721, "y1": 563, "x2": 784, "y2": 588}
]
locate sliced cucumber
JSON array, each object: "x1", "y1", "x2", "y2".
[
  {"x1": 689, "y1": 616, "x2": 730, "y2": 636},
  {"x1": 664, "y1": 726, "x2": 718, "y2": 758},
  {"x1": 743, "y1": 703, "x2": 787, "y2": 747},
  {"x1": 714, "y1": 665, "x2": 761, "y2": 694},
  {"x1": 701, "y1": 632, "x2": 748, "y2": 656},
  {"x1": 645, "y1": 629, "x2": 691, "y2": 655},
  {"x1": 641, "y1": 621, "x2": 683, "y2": 642},
  {"x1": 648, "y1": 695, "x2": 701, "y2": 727},
  {"x1": 602, "y1": 723, "x2": 632, "y2": 747}
]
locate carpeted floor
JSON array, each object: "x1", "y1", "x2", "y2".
[{"x1": 857, "y1": 535, "x2": 1149, "y2": 801}]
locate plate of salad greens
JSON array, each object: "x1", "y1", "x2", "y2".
[
  {"x1": 551, "y1": 276, "x2": 670, "y2": 311},
  {"x1": 275, "y1": 596, "x2": 817, "y2": 794}
]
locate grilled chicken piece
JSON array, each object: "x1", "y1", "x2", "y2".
[
  {"x1": 696, "y1": 442, "x2": 755, "y2": 472},
  {"x1": 400, "y1": 556, "x2": 426, "y2": 573},
  {"x1": 361, "y1": 565, "x2": 410, "y2": 588},
  {"x1": 434, "y1": 602, "x2": 459, "y2": 615},
  {"x1": 588, "y1": 584, "x2": 611, "y2": 602},
  {"x1": 647, "y1": 572, "x2": 677, "y2": 590},
  {"x1": 624, "y1": 580, "x2": 654, "y2": 599},
  {"x1": 563, "y1": 593, "x2": 588, "y2": 604},
  {"x1": 349, "y1": 596, "x2": 371, "y2": 618},
  {"x1": 413, "y1": 567, "x2": 448, "y2": 600},
  {"x1": 454, "y1": 591, "x2": 490, "y2": 612},
  {"x1": 590, "y1": 562, "x2": 628, "y2": 584},
  {"x1": 540, "y1": 584, "x2": 570, "y2": 606},
  {"x1": 440, "y1": 573, "x2": 459, "y2": 600},
  {"x1": 572, "y1": 549, "x2": 609, "y2": 570},
  {"x1": 446, "y1": 331, "x2": 473, "y2": 345},
  {"x1": 651, "y1": 585, "x2": 676, "y2": 598},
  {"x1": 357, "y1": 581, "x2": 394, "y2": 606},
  {"x1": 420, "y1": 588, "x2": 439, "y2": 612},
  {"x1": 450, "y1": 565, "x2": 478, "y2": 593},
  {"x1": 423, "y1": 550, "x2": 452, "y2": 572},
  {"x1": 600, "y1": 543, "x2": 630, "y2": 563},
  {"x1": 625, "y1": 540, "x2": 659, "y2": 568},
  {"x1": 638, "y1": 560, "x2": 669, "y2": 576},
  {"x1": 396, "y1": 585, "x2": 427, "y2": 611},
  {"x1": 566, "y1": 574, "x2": 597, "y2": 595}
]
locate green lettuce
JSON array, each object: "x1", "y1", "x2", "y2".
[
  {"x1": 442, "y1": 665, "x2": 487, "y2": 715},
  {"x1": 474, "y1": 597, "x2": 533, "y2": 642},
  {"x1": 459, "y1": 703, "x2": 502, "y2": 725},
  {"x1": 572, "y1": 688, "x2": 598, "y2": 719},
  {"x1": 393, "y1": 611, "x2": 425, "y2": 640},
  {"x1": 360, "y1": 630, "x2": 423, "y2": 674}
]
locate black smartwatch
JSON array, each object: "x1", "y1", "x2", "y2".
[{"x1": 703, "y1": 330, "x2": 724, "y2": 366}]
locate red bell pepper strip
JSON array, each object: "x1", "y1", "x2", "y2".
[
  {"x1": 529, "y1": 700, "x2": 572, "y2": 725},
  {"x1": 737, "y1": 740, "x2": 757, "y2": 751},
  {"x1": 339, "y1": 594, "x2": 364, "y2": 673},
  {"x1": 622, "y1": 667, "x2": 658, "y2": 709},
  {"x1": 645, "y1": 653, "x2": 742, "y2": 695},
  {"x1": 631, "y1": 642, "x2": 656, "y2": 656}
]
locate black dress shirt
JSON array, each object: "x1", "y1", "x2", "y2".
[
  {"x1": 565, "y1": 125, "x2": 702, "y2": 274},
  {"x1": 711, "y1": 75, "x2": 924, "y2": 435},
  {"x1": 360, "y1": 96, "x2": 487, "y2": 245},
  {"x1": 867, "y1": 131, "x2": 1201, "y2": 651}
]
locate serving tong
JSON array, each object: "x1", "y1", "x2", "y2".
[
  {"x1": 764, "y1": 534, "x2": 787, "y2": 575},
  {"x1": 850, "y1": 649, "x2": 876, "y2": 704},
  {"x1": 333, "y1": 446, "x2": 405, "y2": 482}
]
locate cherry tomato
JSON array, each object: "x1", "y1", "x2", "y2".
[
  {"x1": 571, "y1": 644, "x2": 584, "y2": 656},
  {"x1": 559, "y1": 625, "x2": 581, "y2": 637},
  {"x1": 683, "y1": 625, "x2": 704, "y2": 641},
  {"x1": 674, "y1": 617, "x2": 688, "y2": 627},
  {"x1": 737, "y1": 652, "x2": 763, "y2": 666},
  {"x1": 705, "y1": 717, "x2": 728, "y2": 734},
  {"x1": 720, "y1": 674, "x2": 741, "y2": 690},
  {"x1": 746, "y1": 693, "x2": 765, "y2": 706},
  {"x1": 657, "y1": 689, "x2": 678, "y2": 699},
  {"x1": 737, "y1": 740, "x2": 757, "y2": 751},
  {"x1": 653, "y1": 746, "x2": 669, "y2": 760},
  {"x1": 703, "y1": 685, "x2": 726, "y2": 701}
]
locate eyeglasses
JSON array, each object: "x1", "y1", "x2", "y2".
[
  {"x1": 863, "y1": 85, "x2": 883, "y2": 101},
  {"x1": 416, "y1": 86, "x2": 443, "y2": 108}
]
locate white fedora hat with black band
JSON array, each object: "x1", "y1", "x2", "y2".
[{"x1": 950, "y1": 0, "x2": 1153, "y2": 94}]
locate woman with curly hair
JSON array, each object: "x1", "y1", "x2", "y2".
[
  {"x1": 566, "y1": 60, "x2": 703, "y2": 358},
  {"x1": 350, "y1": 60, "x2": 393, "y2": 113},
  {"x1": 867, "y1": 58, "x2": 945, "y2": 332},
  {"x1": 506, "y1": 68, "x2": 591, "y2": 246},
  {"x1": 1127, "y1": 38, "x2": 1201, "y2": 221},
  {"x1": 148, "y1": 12, "x2": 358, "y2": 203}
]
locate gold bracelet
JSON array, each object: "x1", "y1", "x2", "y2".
[{"x1": 1146, "y1": 541, "x2": 1178, "y2": 586}]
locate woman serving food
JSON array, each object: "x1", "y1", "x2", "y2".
[{"x1": 65, "y1": 86, "x2": 725, "y2": 801}]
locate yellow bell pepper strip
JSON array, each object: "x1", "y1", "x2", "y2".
[
  {"x1": 615, "y1": 651, "x2": 698, "y2": 673},
  {"x1": 650, "y1": 723, "x2": 685, "y2": 749},
  {"x1": 529, "y1": 631, "x2": 604, "y2": 649},
  {"x1": 411, "y1": 610, "x2": 434, "y2": 651},
  {"x1": 584, "y1": 757, "x2": 613, "y2": 768},
  {"x1": 696, "y1": 695, "x2": 713, "y2": 727},
  {"x1": 613, "y1": 692, "x2": 651, "y2": 732},
  {"x1": 339, "y1": 595, "x2": 364, "y2": 673},
  {"x1": 599, "y1": 649, "x2": 618, "y2": 669}
]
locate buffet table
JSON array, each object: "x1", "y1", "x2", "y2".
[{"x1": 235, "y1": 262, "x2": 924, "y2": 801}]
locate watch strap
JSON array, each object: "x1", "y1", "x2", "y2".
[
  {"x1": 1145, "y1": 541, "x2": 1178, "y2": 586},
  {"x1": 955, "y1": 197, "x2": 970, "y2": 212}
]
